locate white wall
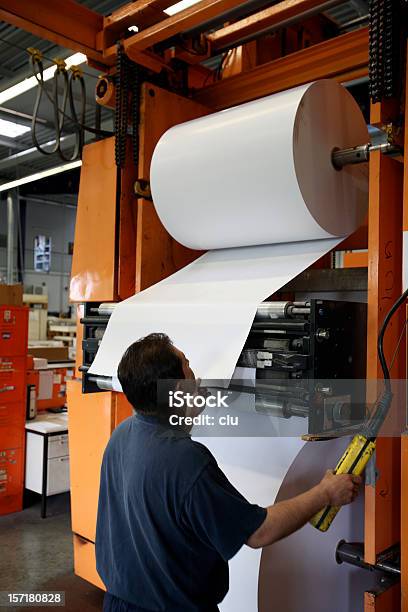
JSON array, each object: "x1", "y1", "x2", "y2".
[{"x1": 0, "y1": 196, "x2": 77, "y2": 313}]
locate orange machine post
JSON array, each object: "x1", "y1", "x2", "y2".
[
  {"x1": 402, "y1": 42, "x2": 408, "y2": 612},
  {"x1": 365, "y1": 146, "x2": 404, "y2": 572}
]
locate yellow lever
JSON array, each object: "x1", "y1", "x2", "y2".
[{"x1": 310, "y1": 434, "x2": 376, "y2": 532}]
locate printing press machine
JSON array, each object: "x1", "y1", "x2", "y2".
[
  {"x1": 80, "y1": 298, "x2": 367, "y2": 437},
  {"x1": 5, "y1": 0, "x2": 406, "y2": 603}
]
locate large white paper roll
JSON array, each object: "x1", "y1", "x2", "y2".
[
  {"x1": 90, "y1": 80, "x2": 368, "y2": 382},
  {"x1": 150, "y1": 80, "x2": 368, "y2": 250}
]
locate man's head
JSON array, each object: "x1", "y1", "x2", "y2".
[{"x1": 117, "y1": 333, "x2": 194, "y2": 415}]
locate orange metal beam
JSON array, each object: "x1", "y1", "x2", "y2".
[
  {"x1": 403, "y1": 433, "x2": 408, "y2": 612},
  {"x1": 365, "y1": 149, "x2": 404, "y2": 565},
  {"x1": 103, "y1": 0, "x2": 245, "y2": 60},
  {"x1": 402, "y1": 41, "x2": 408, "y2": 612},
  {"x1": 104, "y1": 0, "x2": 174, "y2": 33},
  {"x1": 0, "y1": 0, "x2": 103, "y2": 61},
  {"x1": 193, "y1": 27, "x2": 368, "y2": 110},
  {"x1": 207, "y1": 0, "x2": 338, "y2": 52},
  {"x1": 0, "y1": 0, "x2": 168, "y2": 72}
]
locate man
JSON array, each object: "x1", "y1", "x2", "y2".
[{"x1": 96, "y1": 333, "x2": 360, "y2": 612}]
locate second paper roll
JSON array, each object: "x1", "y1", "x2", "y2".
[{"x1": 150, "y1": 79, "x2": 368, "y2": 251}]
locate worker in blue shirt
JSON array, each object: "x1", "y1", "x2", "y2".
[{"x1": 96, "y1": 333, "x2": 360, "y2": 612}]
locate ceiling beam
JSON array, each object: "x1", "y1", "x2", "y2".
[
  {"x1": 0, "y1": 0, "x2": 171, "y2": 72},
  {"x1": 0, "y1": 0, "x2": 104, "y2": 61},
  {"x1": 193, "y1": 26, "x2": 369, "y2": 110}
]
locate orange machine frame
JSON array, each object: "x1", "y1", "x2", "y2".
[{"x1": 1, "y1": 1, "x2": 406, "y2": 609}]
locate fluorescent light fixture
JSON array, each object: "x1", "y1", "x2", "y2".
[
  {"x1": 0, "y1": 52, "x2": 87, "y2": 105},
  {"x1": 0, "y1": 118, "x2": 31, "y2": 138},
  {"x1": 128, "y1": 25, "x2": 139, "y2": 32},
  {"x1": 0, "y1": 160, "x2": 82, "y2": 192},
  {"x1": 165, "y1": 0, "x2": 201, "y2": 16}
]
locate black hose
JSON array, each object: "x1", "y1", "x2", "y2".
[
  {"x1": 364, "y1": 286, "x2": 408, "y2": 438},
  {"x1": 377, "y1": 287, "x2": 408, "y2": 388}
]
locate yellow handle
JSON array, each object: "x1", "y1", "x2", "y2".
[{"x1": 310, "y1": 435, "x2": 376, "y2": 532}]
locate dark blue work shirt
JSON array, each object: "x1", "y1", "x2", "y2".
[{"x1": 96, "y1": 413, "x2": 267, "y2": 611}]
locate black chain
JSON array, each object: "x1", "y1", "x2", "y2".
[
  {"x1": 130, "y1": 62, "x2": 141, "y2": 168},
  {"x1": 369, "y1": 0, "x2": 405, "y2": 103},
  {"x1": 115, "y1": 45, "x2": 143, "y2": 169},
  {"x1": 115, "y1": 44, "x2": 128, "y2": 168}
]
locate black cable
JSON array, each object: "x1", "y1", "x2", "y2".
[
  {"x1": 377, "y1": 287, "x2": 408, "y2": 387},
  {"x1": 363, "y1": 286, "x2": 408, "y2": 439},
  {"x1": 64, "y1": 70, "x2": 86, "y2": 161},
  {"x1": 31, "y1": 56, "x2": 62, "y2": 156},
  {"x1": 30, "y1": 55, "x2": 113, "y2": 141}
]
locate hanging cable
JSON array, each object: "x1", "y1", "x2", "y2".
[
  {"x1": 68, "y1": 67, "x2": 86, "y2": 153},
  {"x1": 30, "y1": 52, "x2": 61, "y2": 155},
  {"x1": 29, "y1": 50, "x2": 113, "y2": 161}
]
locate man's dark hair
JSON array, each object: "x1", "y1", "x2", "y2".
[{"x1": 117, "y1": 333, "x2": 185, "y2": 414}]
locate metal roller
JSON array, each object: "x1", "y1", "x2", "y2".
[
  {"x1": 99, "y1": 301, "x2": 311, "y2": 321},
  {"x1": 255, "y1": 301, "x2": 310, "y2": 321},
  {"x1": 98, "y1": 303, "x2": 117, "y2": 316},
  {"x1": 88, "y1": 375, "x2": 114, "y2": 391}
]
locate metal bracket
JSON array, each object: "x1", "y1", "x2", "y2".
[
  {"x1": 134, "y1": 179, "x2": 152, "y2": 200},
  {"x1": 336, "y1": 540, "x2": 400, "y2": 577}
]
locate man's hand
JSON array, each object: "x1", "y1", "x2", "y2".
[
  {"x1": 247, "y1": 470, "x2": 362, "y2": 549},
  {"x1": 318, "y1": 470, "x2": 362, "y2": 507}
]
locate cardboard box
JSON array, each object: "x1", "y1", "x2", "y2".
[
  {"x1": 0, "y1": 284, "x2": 23, "y2": 306},
  {"x1": 28, "y1": 346, "x2": 69, "y2": 362},
  {"x1": 28, "y1": 309, "x2": 48, "y2": 341}
]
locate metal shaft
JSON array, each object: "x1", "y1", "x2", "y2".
[
  {"x1": 336, "y1": 541, "x2": 400, "y2": 577},
  {"x1": 332, "y1": 144, "x2": 370, "y2": 169},
  {"x1": 332, "y1": 141, "x2": 400, "y2": 170}
]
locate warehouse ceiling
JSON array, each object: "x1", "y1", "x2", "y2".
[{"x1": 0, "y1": 0, "x2": 368, "y2": 197}]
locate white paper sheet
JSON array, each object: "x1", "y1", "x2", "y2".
[{"x1": 90, "y1": 237, "x2": 341, "y2": 380}]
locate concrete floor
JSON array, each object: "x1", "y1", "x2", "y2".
[{"x1": 0, "y1": 492, "x2": 104, "y2": 612}]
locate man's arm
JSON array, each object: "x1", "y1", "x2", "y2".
[{"x1": 247, "y1": 470, "x2": 361, "y2": 549}]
